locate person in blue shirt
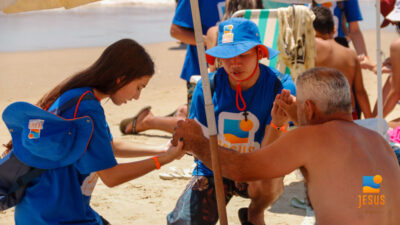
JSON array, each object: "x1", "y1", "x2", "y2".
[
  {"x1": 170, "y1": 0, "x2": 225, "y2": 110},
  {"x1": 167, "y1": 18, "x2": 295, "y2": 225},
  {"x1": 4, "y1": 38, "x2": 185, "y2": 225}
]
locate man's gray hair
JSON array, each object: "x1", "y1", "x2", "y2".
[{"x1": 296, "y1": 67, "x2": 352, "y2": 114}]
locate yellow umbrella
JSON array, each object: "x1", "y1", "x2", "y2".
[{"x1": 1, "y1": 0, "x2": 99, "y2": 14}]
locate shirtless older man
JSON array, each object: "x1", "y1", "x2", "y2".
[
  {"x1": 172, "y1": 67, "x2": 400, "y2": 225},
  {"x1": 313, "y1": 6, "x2": 372, "y2": 119}
]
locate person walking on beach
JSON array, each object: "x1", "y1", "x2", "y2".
[
  {"x1": 167, "y1": 18, "x2": 288, "y2": 225},
  {"x1": 173, "y1": 67, "x2": 400, "y2": 225},
  {"x1": 4, "y1": 39, "x2": 185, "y2": 225},
  {"x1": 312, "y1": 6, "x2": 372, "y2": 119}
]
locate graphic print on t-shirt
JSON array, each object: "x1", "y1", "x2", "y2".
[{"x1": 217, "y1": 111, "x2": 260, "y2": 153}]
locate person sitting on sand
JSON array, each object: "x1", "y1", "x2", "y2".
[
  {"x1": 119, "y1": 0, "x2": 296, "y2": 136},
  {"x1": 167, "y1": 18, "x2": 291, "y2": 225},
  {"x1": 3, "y1": 39, "x2": 185, "y2": 225},
  {"x1": 312, "y1": 6, "x2": 372, "y2": 119},
  {"x1": 172, "y1": 67, "x2": 400, "y2": 225}
]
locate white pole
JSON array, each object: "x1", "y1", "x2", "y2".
[
  {"x1": 376, "y1": 0, "x2": 384, "y2": 135},
  {"x1": 189, "y1": 0, "x2": 228, "y2": 224}
]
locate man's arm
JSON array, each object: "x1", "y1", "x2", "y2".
[
  {"x1": 173, "y1": 119, "x2": 311, "y2": 181},
  {"x1": 196, "y1": 125, "x2": 310, "y2": 181},
  {"x1": 348, "y1": 22, "x2": 368, "y2": 58},
  {"x1": 353, "y1": 55, "x2": 372, "y2": 118},
  {"x1": 170, "y1": 23, "x2": 207, "y2": 46}
]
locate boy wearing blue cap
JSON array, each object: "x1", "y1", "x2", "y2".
[{"x1": 167, "y1": 18, "x2": 294, "y2": 225}]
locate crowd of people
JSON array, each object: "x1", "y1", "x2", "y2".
[{"x1": 2, "y1": 0, "x2": 400, "y2": 225}]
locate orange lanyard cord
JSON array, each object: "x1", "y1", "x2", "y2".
[{"x1": 227, "y1": 62, "x2": 259, "y2": 112}]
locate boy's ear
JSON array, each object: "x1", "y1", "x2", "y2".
[{"x1": 258, "y1": 48, "x2": 263, "y2": 60}]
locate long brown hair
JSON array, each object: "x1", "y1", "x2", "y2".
[
  {"x1": 222, "y1": 0, "x2": 264, "y2": 21},
  {"x1": 4, "y1": 38, "x2": 154, "y2": 150},
  {"x1": 37, "y1": 38, "x2": 154, "y2": 109}
]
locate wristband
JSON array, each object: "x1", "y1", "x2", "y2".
[
  {"x1": 270, "y1": 122, "x2": 287, "y2": 133},
  {"x1": 152, "y1": 156, "x2": 161, "y2": 170}
]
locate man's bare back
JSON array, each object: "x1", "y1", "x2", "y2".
[
  {"x1": 296, "y1": 121, "x2": 400, "y2": 225},
  {"x1": 315, "y1": 38, "x2": 357, "y2": 86},
  {"x1": 315, "y1": 38, "x2": 371, "y2": 118}
]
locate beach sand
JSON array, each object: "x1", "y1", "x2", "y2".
[{"x1": 0, "y1": 30, "x2": 399, "y2": 225}]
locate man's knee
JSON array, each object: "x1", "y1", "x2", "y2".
[{"x1": 248, "y1": 178, "x2": 284, "y2": 204}]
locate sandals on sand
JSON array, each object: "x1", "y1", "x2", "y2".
[
  {"x1": 119, "y1": 106, "x2": 151, "y2": 135},
  {"x1": 238, "y1": 208, "x2": 253, "y2": 225}
]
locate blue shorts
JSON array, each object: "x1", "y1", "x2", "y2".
[{"x1": 167, "y1": 176, "x2": 248, "y2": 225}]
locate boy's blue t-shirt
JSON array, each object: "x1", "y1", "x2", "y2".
[
  {"x1": 189, "y1": 64, "x2": 290, "y2": 176},
  {"x1": 172, "y1": 0, "x2": 225, "y2": 82},
  {"x1": 15, "y1": 87, "x2": 117, "y2": 225}
]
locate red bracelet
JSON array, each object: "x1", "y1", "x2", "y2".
[
  {"x1": 270, "y1": 122, "x2": 287, "y2": 133},
  {"x1": 152, "y1": 156, "x2": 161, "y2": 170}
]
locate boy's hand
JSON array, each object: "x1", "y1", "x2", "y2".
[{"x1": 276, "y1": 90, "x2": 298, "y2": 126}]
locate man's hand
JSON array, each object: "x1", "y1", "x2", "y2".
[
  {"x1": 171, "y1": 119, "x2": 209, "y2": 156},
  {"x1": 275, "y1": 89, "x2": 298, "y2": 126}
]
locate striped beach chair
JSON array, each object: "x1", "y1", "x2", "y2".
[{"x1": 232, "y1": 8, "x2": 291, "y2": 76}]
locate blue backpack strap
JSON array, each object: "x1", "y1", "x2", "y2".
[
  {"x1": 7, "y1": 168, "x2": 46, "y2": 195},
  {"x1": 49, "y1": 91, "x2": 96, "y2": 117},
  {"x1": 209, "y1": 71, "x2": 217, "y2": 98}
]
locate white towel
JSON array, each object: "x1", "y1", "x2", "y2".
[{"x1": 277, "y1": 5, "x2": 315, "y2": 80}]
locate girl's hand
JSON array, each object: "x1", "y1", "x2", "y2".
[{"x1": 166, "y1": 138, "x2": 185, "y2": 160}]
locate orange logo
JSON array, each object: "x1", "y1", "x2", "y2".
[{"x1": 358, "y1": 175, "x2": 385, "y2": 208}]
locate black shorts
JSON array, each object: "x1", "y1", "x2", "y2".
[{"x1": 100, "y1": 216, "x2": 110, "y2": 225}]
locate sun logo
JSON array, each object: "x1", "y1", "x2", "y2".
[
  {"x1": 239, "y1": 119, "x2": 253, "y2": 132},
  {"x1": 222, "y1": 24, "x2": 234, "y2": 43},
  {"x1": 362, "y1": 175, "x2": 382, "y2": 194},
  {"x1": 28, "y1": 119, "x2": 44, "y2": 139}
]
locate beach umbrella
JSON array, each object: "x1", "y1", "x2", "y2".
[
  {"x1": 188, "y1": 0, "x2": 228, "y2": 224},
  {"x1": 0, "y1": 0, "x2": 98, "y2": 14}
]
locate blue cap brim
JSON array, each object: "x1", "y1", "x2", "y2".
[
  {"x1": 205, "y1": 41, "x2": 279, "y2": 65},
  {"x1": 2, "y1": 102, "x2": 93, "y2": 169}
]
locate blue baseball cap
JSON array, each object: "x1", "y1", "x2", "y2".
[
  {"x1": 206, "y1": 18, "x2": 279, "y2": 65},
  {"x1": 2, "y1": 102, "x2": 94, "y2": 169}
]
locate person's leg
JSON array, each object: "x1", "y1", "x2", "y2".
[
  {"x1": 373, "y1": 76, "x2": 392, "y2": 116},
  {"x1": 167, "y1": 176, "x2": 235, "y2": 225},
  {"x1": 388, "y1": 117, "x2": 400, "y2": 129},
  {"x1": 382, "y1": 39, "x2": 400, "y2": 117},
  {"x1": 246, "y1": 177, "x2": 284, "y2": 225},
  {"x1": 123, "y1": 105, "x2": 187, "y2": 134}
]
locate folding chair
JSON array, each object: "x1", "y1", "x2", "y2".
[{"x1": 232, "y1": 9, "x2": 290, "y2": 76}]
